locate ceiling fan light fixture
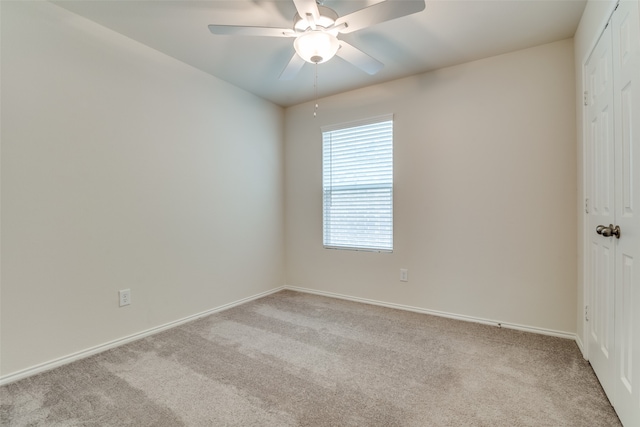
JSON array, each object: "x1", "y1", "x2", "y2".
[{"x1": 294, "y1": 30, "x2": 339, "y2": 64}]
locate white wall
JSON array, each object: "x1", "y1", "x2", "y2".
[
  {"x1": 573, "y1": 0, "x2": 618, "y2": 355},
  {"x1": 285, "y1": 39, "x2": 577, "y2": 334},
  {"x1": 0, "y1": 1, "x2": 284, "y2": 378}
]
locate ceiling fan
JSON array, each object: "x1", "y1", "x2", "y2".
[{"x1": 208, "y1": 0, "x2": 426, "y2": 80}]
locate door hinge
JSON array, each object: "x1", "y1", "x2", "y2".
[
  {"x1": 585, "y1": 198, "x2": 589, "y2": 214},
  {"x1": 585, "y1": 305, "x2": 589, "y2": 322},
  {"x1": 584, "y1": 91, "x2": 589, "y2": 106}
]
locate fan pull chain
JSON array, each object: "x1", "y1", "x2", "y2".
[{"x1": 314, "y1": 62, "x2": 318, "y2": 118}]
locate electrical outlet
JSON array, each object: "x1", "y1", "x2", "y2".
[
  {"x1": 119, "y1": 289, "x2": 131, "y2": 307},
  {"x1": 400, "y1": 269, "x2": 408, "y2": 282}
]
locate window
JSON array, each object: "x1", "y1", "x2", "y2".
[{"x1": 322, "y1": 115, "x2": 393, "y2": 252}]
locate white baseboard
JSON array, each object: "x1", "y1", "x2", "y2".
[
  {"x1": 575, "y1": 333, "x2": 587, "y2": 359},
  {"x1": 1, "y1": 284, "x2": 580, "y2": 386},
  {"x1": 285, "y1": 285, "x2": 578, "y2": 341},
  {"x1": 0, "y1": 286, "x2": 285, "y2": 386}
]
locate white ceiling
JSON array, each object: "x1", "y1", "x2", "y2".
[{"x1": 52, "y1": 0, "x2": 587, "y2": 107}]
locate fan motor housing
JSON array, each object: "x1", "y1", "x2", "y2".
[{"x1": 293, "y1": 5, "x2": 338, "y2": 32}]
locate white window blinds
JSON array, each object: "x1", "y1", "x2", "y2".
[{"x1": 322, "y1": 116, "x2": 393, "y2": 252}]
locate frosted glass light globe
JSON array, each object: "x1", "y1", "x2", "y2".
[{"x1": 294, "y1": 31, "x2": 340, "y2": 64}]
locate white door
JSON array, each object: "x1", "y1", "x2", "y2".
[
  {"x1": 586, "y1": 2, "x2": 640, "y2": 426},
  {"x1": 586, "y1": 22, "x2": 616, "y2": 401},
  {"x1": 612, "y1": 1, "x2": 640, "y2": 425}
]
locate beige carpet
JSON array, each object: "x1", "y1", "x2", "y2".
[{"x1": 1, "y1": 290, "x2": 621, "y2": 426}]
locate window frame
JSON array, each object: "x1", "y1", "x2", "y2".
[{"x1": 321, "y1": 114, "x2": 394, "y2": 253}]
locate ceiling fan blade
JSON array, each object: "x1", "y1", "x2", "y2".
[
  {"x1": 336, "y1": 41, "x2": 383, "y2": 75},
  {"x1": 293, "y1": 0, "x2": 320, "y2": 27},
  {"x1": 335, "y1": 0, "x2": 426, "y2": 34},
  {"x1": 208, "y1": 25, "x2": 296, "y2": 38},
  {"x1": 279, "y1": 53, "x2": 306, "y2": 80}
]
